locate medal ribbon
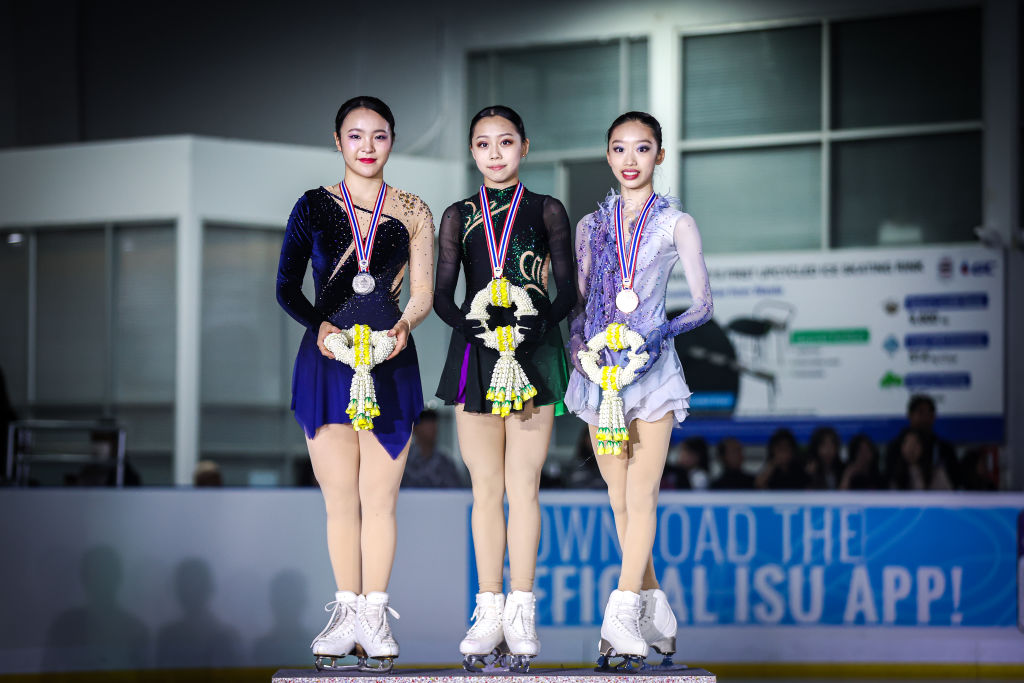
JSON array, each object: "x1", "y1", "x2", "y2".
[
  {"x1": 340, "y1": 181, "x2": 388, "y2": 272},
  {"x1": 614, "y1": 193, "x2": 658, "y2": 290},
  {"x1": 479, "y1": 183, "x2": 524, "y2": 279}
]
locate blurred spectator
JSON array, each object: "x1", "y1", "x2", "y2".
[
  {"x1": 401, "y1": 409, "x2": 461, "y2": 488},
  {"x1": 806, "y1": 426, "x2": 844, "y2": 490},
  {"x1": 839, "y1": 433, "x2": 885, "y2": 490},
  {"x1": 65, "y1": 428, "x2": 141, "y2": 487},
  {"x1": 886, "y1": 395, "x2": 960, "y2": 488},
  {"x1": 711, "y1": 437, "x2": 755, "y2": 490},
  {"x1": 960, "y1": 447, "x2": 997, "y2": 491},
  {"x1": 662, "y1": 436, "x2": 710, "y2": 490},
  {"x1": 756, "y1": 428, "x2": 808, "y2": 490},
  {"x1": 888, "y1": 428, "x2": 951, "y2": 491},
  {"x1": 564, "y1": 426, "x2": 603, "y2": 489},
  {"x1": 194, "y1": 461, "x2": 223, "y2": 487}
]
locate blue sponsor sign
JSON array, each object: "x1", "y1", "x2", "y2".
[
  {"x1": 905, "y1": 372, "x2": 971, "y2": 389},
  {"x1": 469, "y1": 501, "x2": 1020, "y2": 629},
  {"x1": 905, "y1": 332, "x2": 989, "y2": 349},
  {"x1": 905, "y1": 292, "x2": 988, "y2": 310}
]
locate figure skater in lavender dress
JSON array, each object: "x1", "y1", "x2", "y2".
[{"x1": 564, "y1": 111, "x2": 713, "y2": 669}]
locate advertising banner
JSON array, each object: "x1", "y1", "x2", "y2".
[
  {"x1": 665, "y1": 245, "x2": 1004, "y2": 442},
  {"x1": 472, "y1": 496, "x2": 1021, "y2": 630}
]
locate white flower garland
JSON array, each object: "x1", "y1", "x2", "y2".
[
  {"x1": 466, "y1": 277, "x2": 539, "y2": 417},
  {"x1": 324, "y1": 324, "x2": 397, "y2": 431},
  {"x1": 577, "y1": 323, "x2": 649, "y2": 455}
]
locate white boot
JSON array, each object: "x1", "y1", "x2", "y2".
[
  {"x1": 311, "y1": 590, "x2": 358, "y2": 670},
  {"x1": 502, "y1": 590, "x2": 539, "y2": 672},
  {"x1": 354, "y1": 592, "x2": 400, "y2": 672},
  {"x1": 598, "y1": 589, "x2": 649, "y2": 668},
  {"x1": 641, "y1": 588, "x2": 680, "y2": 666},
  {"x1": 460, "y1": 592, "x2": 508, "y2": 671}
]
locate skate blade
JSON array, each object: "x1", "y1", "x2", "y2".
[
  {"x1": 650, "y1": 636, "x2": 676, "y2": 656},
  {"x1": 507, "y1": 653, "x2": 534, "y2": 673},
  {"x1": 313, "y1": 654, "x2": 362, "y2": 672},
  {"x1": 352, "y1": 644, "x2": 397, "y2": 674},
  {"x1": 651, "y1": 655, "x2": 688, "y2": 671},
  {"x1": 463, "y1": 646, "x2": 512, "y2": 673},
  {"x1": 596, "y1": 639, "x2": 648, "y2": 673}
]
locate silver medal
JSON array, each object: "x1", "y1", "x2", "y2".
[
  {"x1": 616, "y1": 289, "x2": 639, "y2": 313},
  {"x1": 352, "y1": 272, "x2": 376, "y2": 295}
]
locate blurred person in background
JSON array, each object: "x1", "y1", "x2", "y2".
[
  {"x1": 661, "y1": 436, "x2": 709, "y2": 490},
  {"x1": 710, "y1": 437, "x2": 754, "y2": 490},
  {"x1": 958, "y1": 447, "x2": 997, "y2": 491},
  {"x1": 193, "y1": 461, "x2": 223, "y2": 487},
  {"x1": 887, "y1": 428, "x2": 951, "y2": 491},
  {"x1": 401, "y1": 409, "x2": 461, "y2": 488},
  {"x1": 806, "y1": 426, "x2": 843, "y2": 490},
  {"x1": 756, "y1": 428, "x2": 808, "y2": 490},
  {"x1": 886, "y1": 394, "x2": 960, "y2": 489},
  {"x1": 839, "y1": 433, "x2": 885, "y2": 490}
]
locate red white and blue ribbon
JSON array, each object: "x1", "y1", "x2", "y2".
[
  {"x1": 340, "y1": 181, "x2": 388, "y2": 272},
  {"x1": 614, "y1": 193, "x2": 658, "y2": 289},
  {"x1": 479, "y1": 183, "x2": 524, "y2": 279}
]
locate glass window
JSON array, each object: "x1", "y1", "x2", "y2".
[
  {"x1": 519, "y1": 162, "x2": 556, "y2": 198},
  {"x1": 682, "y1": 145, "x2": 821, "y2": 253},
  {"x1": 469, "y1": 40, "x2": 648, "y2": 152},
  {"x1": 566, "y1": 159, "x2": 615, "y2": 222},
  {"x1": 832, "y1": 9, "x2": 981, "y2": 129},
  {"x1": 201, "y1": 224, "x2": 285, "y2": 405},
  {"x1": 36, "y1": 228, "x2": 107, "y2": 404},
  {"x1": 0, "y1": 232, "x2": 29, "y2": 406},
  {"x1": 113, "y1": 224, "x2": 175, "y2": 403},
  {"x1": 683, "y1": 25, "x2": 821, "y2": 139},
  {"x1": 831, "y1": 133, "x2": 981, "y2": 247},
  {"x1": 628, "y1": 39, "x2": 649, "y2": 111}
]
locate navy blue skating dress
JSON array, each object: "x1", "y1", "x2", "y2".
[{"x1": 276, "y1": 185, "x2": 435, "y2": 458}]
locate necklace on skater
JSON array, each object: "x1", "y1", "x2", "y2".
[
  {"x1": 339, "y1": 180, "x2": 388, "y2": 295},
  {"x1": 614, "y1": 192, "x2": 658, "y2": 313}
]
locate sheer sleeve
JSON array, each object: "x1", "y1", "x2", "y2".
[
  {"x1": 432, "y1": 203, "x2": 465, "y2": 329},
  {"x1": 276, "y1": 195, "x2": 324, "y2": 332},
  {"x1": 663, "y1": 212, "x2": 713, "y2": 336},
  {"x1": 399, "y1": 199, "x2": 435, "y2": 330},
  {"x1": 566, "y1": 216, "x2": 592, "y2": 370},
  {"x1": 542, "y1": 196, "x2": 576, "y2": 326}
]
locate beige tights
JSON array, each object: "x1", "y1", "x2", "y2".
[
  {"x1": 592, "y1": 412, "x2": 674, "y2": 593},
  {"x1": 456, "y1": 401, "x2": 553, "y2": 594},
  {"x1": 306, "y1": 423, "x2": 410, "y2": 594}
]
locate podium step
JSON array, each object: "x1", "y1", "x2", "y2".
[{"x1": 272, "y1": 667, "x2": 716, "y2": 683}]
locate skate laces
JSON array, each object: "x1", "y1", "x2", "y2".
[
  {"x1": 467, "y1": 601, "x2": 501, "y2": 637},
  {"x1": 313, "y1": 599, "x2": 353, "y2": 644},
  {"x1": 364, "y1": 601, "x2": 400, "y2": 641},
  {"x1": 507, "y1": 597, "x2": 536, "y2": 637}
]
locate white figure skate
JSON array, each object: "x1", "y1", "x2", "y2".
[
  {"x1": 502, "y1": 590, "x2": 539, "y2": 673},
  {"x1": 641, "y1": 588, "x2": 683, "y2": 669},
  {"x1": 597, "y1": 589, "x2": 649, "y2": 671},
  {"x1": 354, "y1": 591, "x2": 400, "y2": 673},
  {"x1": 460, "y1": 592, "x2": 510, "y2": 672},
  {"x1": 312, "y1": 591, "x2": 359, "y2": 671}
]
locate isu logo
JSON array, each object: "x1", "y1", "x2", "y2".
[{"x1": 937, "y1": 256, "x2": 953, "y2": 280}]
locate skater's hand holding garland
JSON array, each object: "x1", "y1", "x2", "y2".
[
  {"x1": 465, "y1": 277, "x2": 539, "y2": 417},
  {"x1": 324, "y1": 325, "x2": 397, "y2": 431},
  {"x1": 577, "y1": 323, "x2": 649, "y2": 455}
]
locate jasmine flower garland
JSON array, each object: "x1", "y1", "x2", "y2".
[
  {"x1": 577, "y1": 323, "x2": 649, "y2": 455},
  {"x1": 324, "y1": 324, "x2": 397, "y2": 431},
  {"x1": 466, "y1": 277, "x2": 539, "y2": 417}
]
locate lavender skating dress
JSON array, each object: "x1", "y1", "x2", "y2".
[{"x1": 564, "y1": 191, "x2": 712, "y2": 427}]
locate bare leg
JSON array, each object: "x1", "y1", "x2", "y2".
[
  {"x1": 307, "y1": 424, "x2": 362, "y2": 592},
  {"x1": 456, "y1": 404, "x2": 507, "y2": 594},
  {"x1": 504, "y1": 402, "x2": 554, "y2": 592},
  {"x1": 593, "y1": 414, "x2": 674, "y2": 593},
  {"x1": 357, "y1": 431, "x2": 410, "y2": 593}
]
